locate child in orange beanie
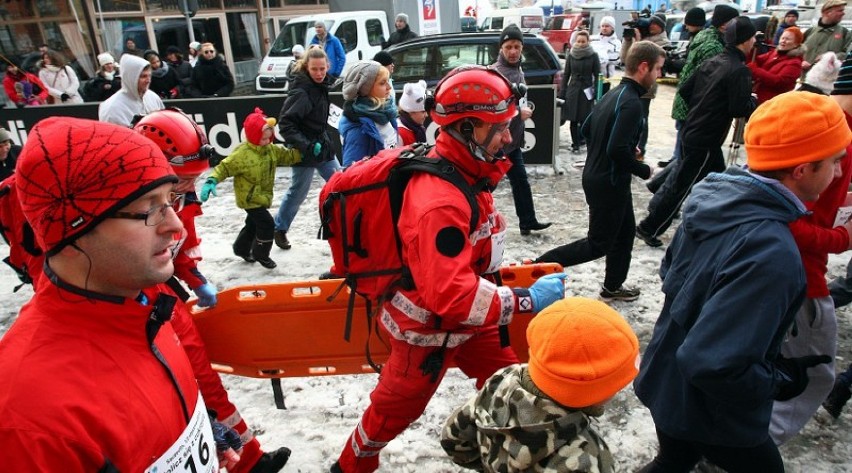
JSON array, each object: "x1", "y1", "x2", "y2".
[
  {"x1": 441, "y1": 297, "x2": 639, "y2": 472},
  {"x1": 200, "y1": 107, "x2": 301, "y2": 269}
]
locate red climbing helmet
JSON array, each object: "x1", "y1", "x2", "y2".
[
  {"x1": 430, "y1": 65, "x2": 523, "y2": 126},
  {"x1": 133, "y1": 108, "x2": 214, "y2": 176}
]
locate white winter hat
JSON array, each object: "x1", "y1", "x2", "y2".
[
  {"x1": 189, "y1": 41, "x2": 201, "y2": 52},
  {"x1": 292, "y1": 44, "x2": 305, "y2": 57},
  {"x1": 600, "y1": 16, "x2": 616, "y2": 28},
  {"x1": 399, "y1": 80, "x2": 427, "y2": 112},
  {"x1": 97, "y1": 53, "x2": 116, "y2": 67}
]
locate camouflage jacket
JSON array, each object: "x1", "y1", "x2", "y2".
[
  {"x1": 672, "y1": 27, "x2": 724, "y2": 121},
  {"x1": 441, "y1": 365, "x2": 615, "y2": 472}
]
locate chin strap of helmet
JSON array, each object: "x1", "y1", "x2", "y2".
[{"x1": 446, "y1": 120, "x2": 506, "y2": 162}]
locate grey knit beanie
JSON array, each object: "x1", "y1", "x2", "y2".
[{"x1": 342, "y1": 60, "x2": 382, "y2": 101}]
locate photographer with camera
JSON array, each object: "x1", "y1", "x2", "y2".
[
  {"x1": 621, "y1": 12, "x2": 669, "y2": 162},
  {"x1": 656, "y1": 4, "x2": 738, "y2": 171},
  {"x1": 663, "y1": 8, "x2": 706, "y2": 78},
  {"x1": 749, "y1": 27, "x2": 804, "y2": 104}
]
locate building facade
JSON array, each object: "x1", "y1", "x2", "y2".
[{"x1": 0, "y1": 0, "x2": 330, "y2": 87}]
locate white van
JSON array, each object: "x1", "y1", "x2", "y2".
[
  {"x1": 480, "y1": 7, "x2": 546, "y2": 34},
  {"x1": 256, "y1": 11, "x2": 389, "y2": 93}
]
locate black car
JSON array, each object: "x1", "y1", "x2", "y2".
[{"x1": 384, "y1": 32, "x2": 563, "y2": 95}]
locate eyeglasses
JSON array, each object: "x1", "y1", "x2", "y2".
[
  {"x1": 202, "y1": 50, "x2": 216, "y2": 55},
  {"x1": 110, "y1": 192, "x2": 184, "y2": 226}
]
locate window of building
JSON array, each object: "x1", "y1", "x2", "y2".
[
  {"x1": 95, "y1": 0, "x2": 143, "y2": 13},
  {"x1": 226, "y1": 12, "x2": 261, "y2": 81}
]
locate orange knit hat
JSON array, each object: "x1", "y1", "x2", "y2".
[
  {"x1": 527, "y1": 297, "x2": 640, "y2": 408},
  {"x1": 745, "y1": 91, "x2": 851, "y2": 171}
]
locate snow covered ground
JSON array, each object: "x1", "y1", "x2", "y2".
[{"x1": 3, "y1": 83, "x2": 852, "y2": 472}]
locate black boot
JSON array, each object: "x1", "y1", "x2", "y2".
[
  {"x1": 249, "y1": 446, "x2": 291, "y2": 473},
  {"x1": 252, "y1": 239, "x2": 277, "y2": 269},
  {"x1": 520, "y1": 221, "x2": 552, "y2": 236},
  {"x1": 823, "y1": 379, "x2": 852, "y2": 419},
  {"x1": 274, "y1": 230, "x2": 291, "y2": 250},
  {"x1": 330, "y1": 461, "x2": 344, "y2": 473},
  {"x1": 233, "y1": 227, "x2": 255, "y2": 263}
]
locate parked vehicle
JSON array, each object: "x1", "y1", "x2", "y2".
[
  {"x1": 384, "y1": 32, "x2": 563, "y2": 95},
  {"x1": 460, "y1": 16, "x2": 478, "y2": 33},
  {"x1": 255, "y1": 11, "x2": 389, "y2": 94},
  {"x1": 541, "y1": 12, "x2": 587, "y2": 56},
  {"x1": 480, "y1": 7, "x2": 546, "y2": 34}
]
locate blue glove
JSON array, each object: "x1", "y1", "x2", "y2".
[
  {"x1": 209, "y1": 416, "x2": 243, "y2": 453},
  {"x1": 200, "y1": 177, "x2": 218, "y2": 202},
  {"x1": 311, "y1": 141, "x2": 323, "y2": 157},
  {"x1": 528, "y1": 273, "x2": 567, "y2": 313},
  {"x1": 193, "y1": 283, "x2": 218, "y2": 308}
]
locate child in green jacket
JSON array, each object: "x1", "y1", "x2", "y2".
[{"x1": 201, "y1": 107, "x2": 301, "y2": 268}]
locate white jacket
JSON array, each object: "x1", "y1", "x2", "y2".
[
  {"x1": 590, "y1": 33, "x2": 622, "y2": 79},
  {"x1": 98, "y1": 55, "x2": 164, "y2": 127},
  {"x1": 39, "y1": 65, "x2": 83, "y2": 104}
]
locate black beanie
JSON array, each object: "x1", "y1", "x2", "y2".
[
  {"x1": 724, "y1": 16, "x2": 756, "y2": 47},
  {"x1": 712, "y1": 4, "x2": 739, "y2": 28},
  {"x1": 832, "y1": 57, "x2": 852, "y2": 95},
  {"x1": 373, "y1": 50, "x2": 394, "y2": 66},
  {"x1": 685, "y1": 7, "x2": 706, "y2": 27},
  {"x1": 499, "y1": 24, "x2": 524, "y2": 45},
  {"x1": 785, "y1": 9, "x2": 800, "y2": 19}
]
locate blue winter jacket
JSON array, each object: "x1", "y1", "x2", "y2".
[
  {"x1": 311, "y1": 34, "x2": 346, "y2": 78},
  {"x1": 339, "y1": 114, "x2": 397, "y2": 167},
  {"x1": 634, "y1": 167, "x2": 808, "y2": 448}
]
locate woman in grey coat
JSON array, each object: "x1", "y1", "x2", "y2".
[{"x1": 560, "y1": 31, "x2": 600, "y2": 153}]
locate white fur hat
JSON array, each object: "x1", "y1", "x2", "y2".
[
  {"x1": 292, "y1": 44, "x2": 305, "y2": 57},
  {"x1": 600, "y1": 16, "x2": 616, "y2": 28},
  {"x1": 189, "y1": 41, "x2": 201, "y2": 52},
  {"x1": 97, "y1": 53, "x2": 116, "y2": 67},
  {"x1": 399, "y1": 80, "x2": 427, "y2": 112}
]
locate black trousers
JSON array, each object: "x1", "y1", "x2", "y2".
[
  {"x1": 234, "y1": 207, "x2": 275, "y2": 253},
  {"x1": 640, "y1": 144, "x2": 725, "y2": 238},
  {"x1": 505, "y1": 147, "x2": 538, "y2": 228},
  {"x1": 537, "y1": 191, "x2": 635, "y2": 291},
  {"x1": 638, "y1": 428, "x2": 783, "y2": 473}
]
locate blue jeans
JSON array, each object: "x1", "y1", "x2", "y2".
[{"x1": 274, "y1": 159, "x2": 341, "y2": 232}]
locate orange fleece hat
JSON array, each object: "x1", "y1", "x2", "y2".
[
  {"x1": 745, "y1": 91, "x2": 851, "y2": 171},
  {"x1": 527, "y1": 297, "x2": 640, "y2": 408}
]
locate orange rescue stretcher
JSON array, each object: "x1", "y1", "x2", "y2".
[{"x1": 188, "y1": 263, "x2": 563, "y2": 379}]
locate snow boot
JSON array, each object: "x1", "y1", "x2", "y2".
[
  {"x1": 252, "y1": 239, "x2": 277, "y2": 269},
  {"x1": 823, "y1": 379, "x2": 852, "y2": 419},
  {"x1": 248, "y1": 446, "x2": 291, "y2": 473},
  {"x1": 233, "y1": 227, "x2": 255, "y2": 263}
]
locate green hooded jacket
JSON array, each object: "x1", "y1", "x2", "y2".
[
  {"x1": 672, "y1": 27, "x2": 724, "y2": 121},
  {"x1": 210, "y1": 142, "x2": 301, "y2": 209}
]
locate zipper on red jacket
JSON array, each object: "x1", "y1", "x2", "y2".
[{"x1": 145, "y1": 294, "x2": 191, "y2": 423}]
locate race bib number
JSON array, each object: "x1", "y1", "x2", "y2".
[
  {"x1": 145, "y1": 394, "x2": 218, "y2": 473},
  {"x1": 327, "y1": 103, "x2": 343, "y2": 130},
  {"x1": 485, "y1": 214, "x2": 507, "y2": 274}
]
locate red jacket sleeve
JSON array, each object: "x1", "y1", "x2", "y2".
[
  {"x1": 173, "y1": 202, "x2": 206, "y2": 289},
  {"x1": 749, "y1": 56, "x2": 802, "y2": 90}
]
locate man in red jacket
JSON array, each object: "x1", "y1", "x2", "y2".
[
  {"x1": 0, "y1": 117, "x2": 235, "y2": 471},
  {"x1": 330, "y1": 66, "x2": 568, "y2": 473}
]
